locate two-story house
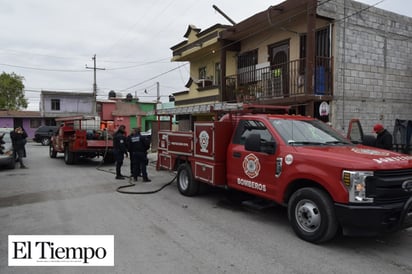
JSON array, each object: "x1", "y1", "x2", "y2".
[
  {"x1": 169, "y1": 0, "x2": 412, "y2": 136},
  {"x1": 40, "y1": 90, "x2": 95, "y2": 119},
  {"x1": 170, "y1": 24, "x2": 231, "y2": 129}
]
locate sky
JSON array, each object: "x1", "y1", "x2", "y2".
[{"x1": 1, "y1": 0, "x2": 411, "y2": 111}]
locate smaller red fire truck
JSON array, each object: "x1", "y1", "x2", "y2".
[
  {"x1": 50, "y1": 116, "x2": 114, "y2": 165},
  {"x1": 157, "y1": 104, "x2": 412, "y2": 243}
]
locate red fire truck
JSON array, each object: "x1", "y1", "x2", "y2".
[
  {"x1": 50, "y1": 116, "x2": 114, "y2": 165},
  {"x1": 157, "y1": 104, "x2": 412, "y2": 243}
]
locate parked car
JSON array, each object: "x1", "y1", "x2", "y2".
[
  {"x1": 0, "y1": 128, "x2": 15, "y2": 169},
  {"x1": 33, "y1": 125, "x2": 59, "y2": 146}
]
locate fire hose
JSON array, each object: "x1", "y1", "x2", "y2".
[{"x1": 96, "y1": 134, "x2": 176, "y2": 194}]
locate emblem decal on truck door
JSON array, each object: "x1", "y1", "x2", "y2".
[
  {"x1": 199, "y1": 130, "x2": 209, "y2": 153},
  {"x1": 243, "y1": 153, "x2": 261, "y2": 179}
]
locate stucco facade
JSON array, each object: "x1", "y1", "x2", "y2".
[
  {"x1": 0, "y1": 110, "x2": 43, "y2": 139},
  {"x1": 40, "y1": 90, "x2": 95, "y2": 118},
  {"x1": 171, "y1": 24, "x2": 231, "y2": 107}
]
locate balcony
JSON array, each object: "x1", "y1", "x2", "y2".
[{"x1": 224, "y1": 57, "x2": 333, "y2": 103}]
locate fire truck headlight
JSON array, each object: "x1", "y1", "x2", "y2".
[{"x1": 342, "y1": 170, "x2": 374, "y2": 203}]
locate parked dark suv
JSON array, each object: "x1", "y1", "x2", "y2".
[{"x1": 33, "y1": 125, "x2": 59, "y2": 146}]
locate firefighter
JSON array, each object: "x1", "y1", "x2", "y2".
[
  {"x1": 127, "y1": 128, "x2": 140, "y2": 181},
  {"x1": 127, "y1": 127, "x2": 151, "y2": 182},
  {"x1": 113, "y1": 125, "x2": 128, "y2": 180}
]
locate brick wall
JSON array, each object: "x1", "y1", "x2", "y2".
[{"x1": 318, "y1": 0, "x2": 412, "y2": 135}]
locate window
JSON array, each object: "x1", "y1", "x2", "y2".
[
  {"x1": 315, "y1": 28, "x2": 330, "y2": 57},
  {"x1": 299, "y1": 27, "x2": 331, "y2": 73},
  {"x1": 233, "y1": 120, "x2": 273, "y2": 145},
  {"x1": 51, "y1": 99, "x2": 60, "y2": 111},
  {"x1": 198, "y1": 67, "x2": 206, "y2": 80},
  {"x1": 45, "y1": 118, "x2": 56, "y2": 126},
  {"x1": 214, "y1": 63, "x2": 221, "y2": 85},
  {"x1": 237, "y1": 50, "x2": 258, "y2": 85},
  {"x1": 299, "y1": 35, "x2": 306, "y2": 74},
  {"x1": 237, "y1": 50, "x2": 258, "y2": 69},
  {"x1": 30, "y1": 119, "x2": 41, "y2": 128},
  {"x1": 270, "y1": 119, "x2": 349, "y2": 145}
]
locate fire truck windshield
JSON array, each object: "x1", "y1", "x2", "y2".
[{"x1": 270, "y1": 119, "x2": 352, "y2": 146}]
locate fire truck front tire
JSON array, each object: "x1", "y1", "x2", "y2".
[
  {"x1": 288, "y1": 187, "x2": 339, "y2": 244},
  {"x1": 177, "y1": 164, "x2": 199, "y2": 196}
]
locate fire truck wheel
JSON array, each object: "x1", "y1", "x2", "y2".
[
  {"x1": 288, "y1": 187, "x2": 338, "y2": 243},
  {"x1": 49, "y1": 145, "x2": 57, "y2": 158},
  {"x1": 177, "y1": 164, "x2": 199, "y2": 196},
  {"x1": 64, "y1": 146, "x2": 75, "y2": 165}
]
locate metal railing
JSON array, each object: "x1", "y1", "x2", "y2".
[{"x1": 224, "y1": 57, "x2": 332, "y2": 102}]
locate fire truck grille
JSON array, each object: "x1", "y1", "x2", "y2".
[{"x1": 366, "y1": 169, "x2": 412, "y2": 204}]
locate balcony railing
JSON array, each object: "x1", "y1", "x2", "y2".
[{"x1": 224, "y1": 57, "x2": 333, "y2": 102}]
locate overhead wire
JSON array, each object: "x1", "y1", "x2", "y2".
[
  {"x1": 3, "y1": 0, "x2": 400, "y2": 100},
  {"x1": 114, "y1": 0, "x2": 381, "y2": 92},
  {"x1": 98, "y1": 0, "x2": 167, "y2": 57},
  {"x1": 0, "y1": 62, "x2": 89, "y2": 73}
]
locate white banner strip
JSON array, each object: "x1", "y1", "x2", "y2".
[{"x1": 8, "y1": 235, "x2": 114, "y2": 266}]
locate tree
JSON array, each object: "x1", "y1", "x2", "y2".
[{"x1": 0, "y1": 72, "x2": 28, "y2": 110}]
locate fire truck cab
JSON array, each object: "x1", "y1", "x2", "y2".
[{"x1": 157, "y1": 105, "x2": 412, "y2": 243}]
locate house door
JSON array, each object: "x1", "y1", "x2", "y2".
[
  {"x1": 13, "y1": 118, "x2": 23, "y2": 129},
  {"x1": 269, "y1": 42, "x2": 289, "y2": 97}
]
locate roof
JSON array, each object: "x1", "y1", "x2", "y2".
[
  {"x1": 55, "y1": 115, "x2": 99, "y2": 122},
  {"x1": 111, "y1": 102, "x2": 146, "y2": 116},
  {"x1": 97, "y1": 99, "x2": 117, "y2": 103},
  {"x1": 0, "y1": 110, "x2": 41, "y2": 118},
  {"x1": 41, "y1": 90, "x2": 93, "y2": 97},
  {"x1": 220, "y1": 0, "x2": 311, "y2": 41}
]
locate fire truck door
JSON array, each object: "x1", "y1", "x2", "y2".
[{"x1": 227, "y1": 119, "x2": 278, "y2": 198}]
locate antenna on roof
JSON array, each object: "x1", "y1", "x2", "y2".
[{"x1": 212, "y1": 5, "x2": 236, "y2": 25}]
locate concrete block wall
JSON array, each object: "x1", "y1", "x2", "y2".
[{"x1": 318, "y1": 0, "x2": 412, "y2": 135}]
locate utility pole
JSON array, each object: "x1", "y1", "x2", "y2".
[
  {"x1": 86, "y1": 54, "x2": 105, "y2": 114},
  {"x1": 156, "y1": 82, "x2": 160, "y2": 103}
]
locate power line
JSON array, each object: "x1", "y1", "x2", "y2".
[
  {"x1": 0, "y1": 62, "x2": 88, "y2": 72},
  {"x1": 104, "y1": 58, "x2": 170, "y2": 71},
  {"x1": 4, "y1": 0, "x2": 401, "y2": 99},
  {"x1": 120, "y1": 62, "x2": 188, "y2": 91},
  {"x1": 99, "y1": 0, "x2": 176, "y2": 57},
  {"x1": 334, "y1": 0, "x2": 386, "y2": 23}
]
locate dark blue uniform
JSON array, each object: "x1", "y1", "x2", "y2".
[
  {"x1": 127, "y1": 130, "x2": 150, "y2": 182},
  {"x1": 113, "y1": 127, "x2": 128, "y2": 179}
]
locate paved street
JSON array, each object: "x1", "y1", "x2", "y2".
[{"x1": 0, "y1": 143, "x2": 411, "y2": 274}]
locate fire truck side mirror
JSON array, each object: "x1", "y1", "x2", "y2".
[{"x1": 245, "y1": 133, "x2": 276, "y2": 155}]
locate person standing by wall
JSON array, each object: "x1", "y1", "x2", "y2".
[
  {"x1": 373, "y1": 123, "x2": 393, "y2": 150},
  {"x1": 10, "y1": 126, "x2": 28, "y2": 168},
  {"x1": 113, "y1": 125, "x2": 128, "y2": 180}
]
